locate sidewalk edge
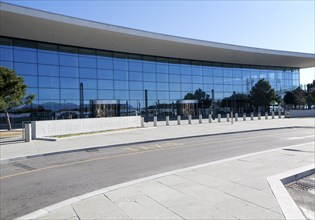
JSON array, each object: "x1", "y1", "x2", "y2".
[
  {"x1": 15, "y1": 142, "x2": 314, "y2": 220},
  {"x1": 267, "y1": 164, "x2": 315, "y2": 220}
]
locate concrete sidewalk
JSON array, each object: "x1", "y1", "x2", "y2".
[
  {"x1": 19, "y1": 141, "x2": 314, "y2": 220},
  {"x1": 1, "y1": 117, "x2": 314, "y2": 162}
]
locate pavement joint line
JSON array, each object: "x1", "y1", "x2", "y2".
[
  {"x1": 15, "y1": 141, "x2": 314, "y2": 220},
  {"x1": 267, "y1": 164, "x2": 315, "y2": 220},
  {"x1": 0, "y1": 125, "x2": 308, "y2": 164}
]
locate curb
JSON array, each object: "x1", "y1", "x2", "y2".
[
  {"x1": 16, "y1": 142, "x2": 314, "y2": 220},
  {"x1": 267, "y1": 164, "x2": 315, "y2": 220},
  {"x1": 0, "y1": 126, "x2": 304, "y2": 164}
]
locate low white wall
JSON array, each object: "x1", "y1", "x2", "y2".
[
  {"x1": 288, "y1": 109, "x2": 315, "y2": 118},
  {"x1": 31, "y1": 116, "x2": 141, "y2": 139}
]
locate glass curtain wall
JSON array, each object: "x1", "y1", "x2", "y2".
[{"x1": 0, "y1": 37, "x2": 300, "y2": 123}]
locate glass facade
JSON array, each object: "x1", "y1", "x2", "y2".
[{"x1": 0, "y1": 37, "x2": 300, "y2": 122}]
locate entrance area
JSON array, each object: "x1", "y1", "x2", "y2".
[{"x1": 90, "y1": 100, "x2": 120, "y2": 117}]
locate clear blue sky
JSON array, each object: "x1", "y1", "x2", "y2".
[{"x1": 3, "y1": 0, "x2": 315, "y2": 84}]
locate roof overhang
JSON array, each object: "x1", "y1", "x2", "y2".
[{"x1": 1, "y1": 2, "x2": 314, "y2": 68}]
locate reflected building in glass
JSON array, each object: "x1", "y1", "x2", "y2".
[{"x1": 0, "y1": 3, "x2": 314, "y2": 123}]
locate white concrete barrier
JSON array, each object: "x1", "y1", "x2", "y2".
[
  {"x1": 208, "y1": 114, "x2": 212, "y2": 123},
  {"x1": 25, "y1": 122, "x2": 32, "y2": 142},
  {"x1": 166, "y1": 116, "x2": 169, "y2": 126},
  {"x1": 235, "y1": 113, "x2": 238, "y2": 121},
  {"x1": 199, "y1": 114, "x2": 202, "y2": 124},
  {"x1": 177, "y1": 115, "x2": 181, "y2": 125},
  {"x1": 31, "y1": 116, "x2": 141, "y2": 139},
  {"x1": 288, "y1": 109, "x2": 315, "y2": 118},
  {"x1": 188, "y1": 115, "x2": 192, "y2": 124},
  {"x1": 226, "y1": 113, "x2": 230, "y2": 122},
  {"x1": 218, "y1": 114, "x2": 221, "y2": 122},
  {"x1": 153, "y1": 116, "x2": 157, "y2": 127}
]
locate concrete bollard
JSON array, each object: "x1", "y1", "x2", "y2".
[
  {"x1": 265, "y1": 112, "x2": 268, "y2": 120},
  {"x1": 154, "y1": 116, "x2": 157, "y2": 126},
  {"x1": 251, "y1": 112, "x2": 254, "y2": 120},
  {"x1": 188, "y1": 115, "x2": 192, "y2": 124},
  {"x1": 272, "y1": 111, "x2": 275, "y2": 119},
  {"x1": 243, "y1": 113, "x2": 246, "y2": 121},
  {"x1": 258, "y1": 112, "x2": 261, "y2": 120},
  {"x1": 25, "y1": 122, "x2": 32, "y2": 142},
  {"x1": 141, "y1": 117, "x2": 144, "y2": 127},
  {"x1": 226, "y1": 113, "x2": 230, "y2": 122},
  {"x1": 177, "y1": 115, "x2": 181, "y2": 125},
  {"x1": 278, "y1": 110, "x2": 281, "y2": 118},
  {"x1": 235, "y1": 113, "x2": 238, "y2": 121},
  {"x1": 208, "y1": 114, "x2": 212, "y2": 123},
  {"x1": 166, "y1": 116, "x2": 169, "y2": 126},
  {"x1": 199, "y1": 114, "x2": 202, "y2": 124},
  {"x1": 218, "y1": 114, "x2": 221, "y2": 122}
]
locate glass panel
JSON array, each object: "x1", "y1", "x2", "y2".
[
  {"x1": 130, "y1": 91, "x2": 144, "y2": 99},
  {"x1": 14, "y1": 63, "x2": 37, "y2": 75},
  {"x1": 80, "y1": 68, "x2": 97, "y2": 79},
  {"x1": 129, "y1": 71, "x2": 143, "y2": 81},
  {"x1": 156, "y1": 74, "x2": 169, "y2": 82},
  {"x1": 0, "y1": 61, "x2": 13, "y2": 68},
  {"x1": 129, "y1": 61, "x2": 143, "y2": 72},
  {"x1": 13, "y1": 39, "x2": 36, "y2": 51},
  {"x1": 156, "y1": 63, "x2": 168, "y2": 73},
  {"x1": 79, "y1": 79, "x2": 97, "y2": 89},
  {"x1": 98, "y1": 69, "x2": 113, "y2": 79},
  {"x1": 143, "y1": 62, "x2": 155, "y2": 72},
  {"x1": 192, "y1": 76, "x2": 202, "y2": 84},
  {"x1": 60, "y1": 89, "x2": 80, "y2": 99},
  {"x1": 181, "y1": 66, "x2": 191, "y2": 75},
  {"x1": 169, "y1": 82, "x2": 180, "y2": 91},
  {"x1": 115, "y1": 90, "x2": 129, "y2": 99},
  {"x1": 114, "y1": 80, "x2": 129, "y2": 90},
  {"x1": 144, "y1": 82, "x2": 156, "y2": 90},
  {"x1": 60, "y1": 77, "x2": 79, "y2": 89},
  {"x1": 39, "y1": 88, "x2": 60, "y2": 100},
  {"x1": 98, "y1": 80, "x2": 114, "y2": 90},
  {"x1": 39, "y1": 76, "x2": 59, "y2": 88},
  {"x1": 38, "y1": 52, "x2": 59, "y2": 65},
  {"x1": 38, "y1": 65, "x2": 59, "y2": 77},
  {"x1": 114, "y1": 59, "x2": 128, "y2": 70},
  {"x1": 193, "y1": 84, "x2": 203, "y2": 91},
  {"x1": 169, "y1": 64, "x2": 180, "y2": 74},
  {"x1": 157, "y1": 82, "x2": 169, "y2": 91},
  {"x1": 157, "y1": 91, "x2": 169, "y2": 99},
  {"x1": 97, "y1": 58, "x2": 113, "y2": 69},
  {"x1": 22, "y1": 75, "x2": 38, "y2": 87},
  {"x1": 182, "y1": 83, "x2": 192, "y2": 91},
  {"x1": 0, "y1": 48, "x2": 13, "y2": 61},
  {"x1": 114, "y1": 70, "x2": 128, "y2": 80},
  {"x1": 60, "y1": 66, "x2": 78, "y2": 78},
  {"x1": 79, "y1": 57, "x2": 97, "y2": 68},
  {"x1": 170, "y1": 91, "x2": 181, "y2": 99},
  {"x1": 38, "y1": 42, "x2": 58, "y2": 52},
  {"x1": 14, "y1": 49, "x2": 37, "y2": 63},
  {"x1": 60, "y1": 54, "x2": 78, "y2": 66},
  {"x1": 143, "y1": 72, "x2": 156, "y2": 81},
  {"x1": 98, "y1": 90, "x2": 114, "y2": 99},
  {"x1": 169, "y1": 74, "x2": 181, "y2": 82},
  {"x1": 203, "y1": 76, "x2": 213, "y2": 84},
  {"x1": 214, "y1": 84, "x2": 224, "y2": 91},
  {"x1": 84, "y1": 89, "x2": 98, "y2": 100},
  {"x1": 129, "y1": 81, "x2": 143, "y2": 90},
  {"x1": 181, "y1": 75, "x2": 191, "y2": 83},
  {"x1": 39, "y1": 100, "x2": 61, "y2": 112}
]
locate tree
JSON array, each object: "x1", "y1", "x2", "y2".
[
  {"x1": 284, "y1": 91, "x2": 295, "y2": 106},
  {"x1": 306, "y1": 80, "x2": 315, "y2": 109},
  {"x1": 221, "y1": 93, "x2": 250, "y2": 112},
  {"x1": 0, "y1": 66, "x2": 35, "y2": 130},
  {"x1": 183, "y1": 88, "x2": 211, "y2": 108},
  {"x1": 249, "y1": 79, "x2": 279, "y2": 112}
]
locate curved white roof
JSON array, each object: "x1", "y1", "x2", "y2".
[{"x1": 1, "y1": 2, "x2": 314, "y2": 68}]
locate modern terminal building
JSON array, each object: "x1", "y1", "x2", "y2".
[{"x1": 1, "y1": 3, "x2": 314, "y2": 123}]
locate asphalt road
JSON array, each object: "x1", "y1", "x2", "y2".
[{"x1": 1, "y1": 127, "x2": 314, "y2": 219}]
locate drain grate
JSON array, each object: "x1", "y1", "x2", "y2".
[{"x1": 287, "y1": 181, "x2": 315, "y2": 191}]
